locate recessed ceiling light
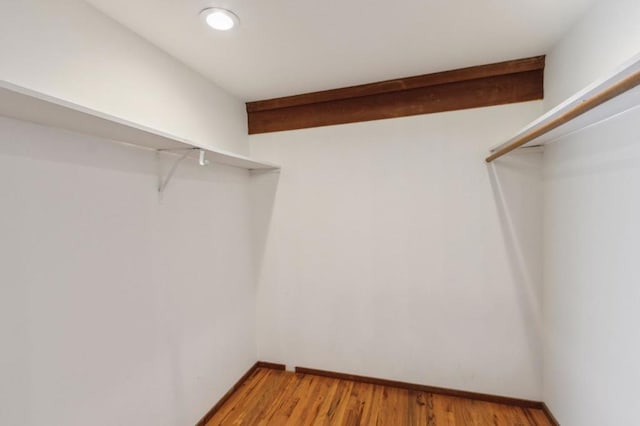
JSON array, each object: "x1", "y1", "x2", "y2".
[{"x1": 200, "y1": 8, "x2": 239, "y2": 31}]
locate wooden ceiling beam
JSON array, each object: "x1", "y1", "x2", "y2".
[{"x1": 246, "y1": 56, "x2": 545, "y2": 134}]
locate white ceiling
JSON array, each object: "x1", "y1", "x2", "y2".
[{"x1": 85, "y1": 0, "x2": 596, "y2": 101}]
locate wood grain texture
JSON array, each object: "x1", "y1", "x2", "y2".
[
  {"x1": 247, "y1": 56, "x2": 544, "y2": 112},
  {"x1": 295, "y1": 366, "x2": 543, "y2": 409},
  {"x1": 247, "y1": 56, "x2": 544, "y2": 134},
  {"x1": 204, "y1": 368, "x2": 553, "y2": 425},
  {"x1": 195, "y1": 361, "x2": 286, "y2": 426},
  {"x1": 486, "y1": 67, "x2": 640, "y2": 162}
]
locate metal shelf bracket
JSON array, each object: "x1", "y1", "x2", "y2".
[{"x1": 156, "y1": 148, "x2": 209, "y2": 194}]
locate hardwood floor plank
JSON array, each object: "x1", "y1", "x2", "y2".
[
  {"x1": 524, "y1": 406, "x2": 553, "y2": 426},
  {"x1": 287, "y1": 375, "x2": 330, "y2": 424},
  {"x1": 208, "y1": 369, "x2": 288, "y2": 425},
  {"x1": 341, "y1": 381, "x2": 373, "y2": 426},
  {"x1": 357, "y1": 382, "x2": 376, "y2": 425},
  {"x1": 236, "y1": 370, "x2": 292, "y2": 425},
  {"x1": 324, "y1": 379, "x2": 354, "y2": 424},
  {"x1": 377, "y1": 386, "x2": 410, "y2": 425},
  {"x1": 255, "y1": 373, "x2": 298, "y2": 425},
  {"x1": 293, "y1": 376, "x2": 337, "y2": 425},
  {"x1": 431, "y1": 393, "x2": 457, "y2": 425},
  {"x1": 310, "y1": 378, "x2": 341, "y2": 426},
  {"x1": 262, "y1": 373, "x2": 308, "y2": 425},
  {"x1": 359, "y1": 384, "x2": 382, "y2": 426},
  {"x1": 206, "y1": 368, "x2": 270, "y2": 424},
  {"x1": 407, "y1": 390, "x2": 429, "y2": 426},
  {"x1": 204, "y1": 368, "x2": 552, "y2": 425}
]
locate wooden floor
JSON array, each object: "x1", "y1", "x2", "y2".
[{"x1": 206, "y1": 368, "x2": 552, "y2": 425}]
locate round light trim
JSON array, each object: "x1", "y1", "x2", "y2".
[{"x1": 200, "y1": 8, "x2": 239, "y2": 31}]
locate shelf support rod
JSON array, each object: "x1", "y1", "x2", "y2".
[{"x1": 486, "y1": 69, "x2": 640, "y2": 163}]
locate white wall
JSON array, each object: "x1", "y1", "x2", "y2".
[
  {"x1": 250, "y1": 102, "x2": 545, "y2": 400},
  {"x1": 543, "y1": 107, "x2": 640, "y2": 426},
  {"x1": 0, "y1": 118, "x2": 256, "y2": 425},
  {"x1": 0, "y1": 2, "x2": 256, "y2": 423},
  {"x1": 0, "y1": 0, "x2": 247, "y2": 155},
  {"x1": 544, "y1": 0, "x2": 640, "y2": 110},
  {"x1": 542, "y1": 0, "x2": 640, "y2": 424}
]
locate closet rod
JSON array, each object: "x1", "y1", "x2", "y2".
[{"x1": 486, "y1": 69, "x2": 640, "y2": 163}]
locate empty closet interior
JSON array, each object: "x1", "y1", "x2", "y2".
[{"x1": 1, "y1": 0, "x2": 639, "y2": 425}]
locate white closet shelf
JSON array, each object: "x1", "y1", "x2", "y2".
[
  {"x1": 487, "y1": 53, "x2": 640, "y2": 162},
  {"x1": 0, "y1": 80, "x2": 280, "y2": 171}
]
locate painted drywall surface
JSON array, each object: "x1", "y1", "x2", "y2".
[
  {"x1": 0, "y1": 0, "x2": 247, "y2": 154},
  {"x1": 542, "y1": 0, "x2": 640, "y2": 423},
  {"x1": 544, "y1": 0, "x2": 640, "y2": 110},
  {"x1": 542, "y1": 107, "x2": 640, "y2": 426},
  {"x1": 0, "y1": 118, "x2": 256, "y2": 425},
  {"x1": 250, "y1": 102, "x2": 545, "y2": 400}
]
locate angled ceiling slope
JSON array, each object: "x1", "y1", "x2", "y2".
[{"x1": 85, "y1": 0, "x2": 596, "y2": 100}]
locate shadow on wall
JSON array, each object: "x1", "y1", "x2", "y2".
[
  {"x1": 544, "y1": 105, "x2": 640, "y2": 180},
  {"x1": 0, "y1": 116, "x2": 250, "y2": 189},
  {"x1": 250, "y1": 169, "x2": 281, "y2": 287},
  {"x1": 487, "y1": 152, "x2": 543, "y2": 375}
]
